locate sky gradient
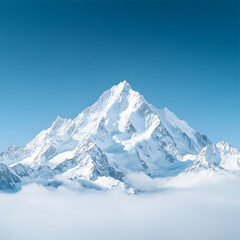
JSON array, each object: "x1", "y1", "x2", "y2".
[{"x1": 0, "y1": 0, "x2": 239, "y2": 151}]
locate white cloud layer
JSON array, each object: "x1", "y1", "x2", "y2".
[{"x1": 0, "y1": 175, "x2": 240, "y2": 240}]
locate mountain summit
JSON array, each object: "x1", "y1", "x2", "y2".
[{"x1": 0, "y1": 81, "x2": 238, "y2": 192}]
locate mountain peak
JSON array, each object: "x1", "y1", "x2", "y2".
[
  {"x1": 110, "y1": 80, "x2": 132, "y2": 95},
  {"x1": 118, "y1": 80, "x2": 131, "y2": 89},
  {"x1": 216, "y1": 141, "x2": 229, "y2": 147},
  {"x1": 87, "y1": 80, "x2": 137, "y2": 116}
]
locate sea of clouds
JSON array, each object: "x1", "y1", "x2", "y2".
[{"x1": 0, "y1": 172, "x2": 240, "y2": 240}]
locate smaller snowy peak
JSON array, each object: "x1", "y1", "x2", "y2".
[
  {"x1": 0, "y1": 145, "x2": 25, "y2": 166},
  {"x1": 216, "y1": 141, "x2": 236, "y2": 152},
  {"x1": 188, "y1": 144, "x2": 221, "y2": 171},
  {"x1": 188, "y1": 141, "x2": 240, "y2": 172},
  {"x1": 0, "y1": 145, "x2": 22, "y2": 156},
  {"x1": 216, "y1": 141, "x2": 240, "y2": 171},
  {"x1": 1, "y1": 145, "x2": 20, "y2": 153}
]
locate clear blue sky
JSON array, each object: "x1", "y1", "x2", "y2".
[{"x1": 0, "y1": 0, "x2": 239, "y2": 151}]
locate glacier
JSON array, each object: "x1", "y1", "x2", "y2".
[{"x1": 0, "y1": 81, "x2": 239, "y2": 192}]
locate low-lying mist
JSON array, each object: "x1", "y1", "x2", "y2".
[{"x1": 0, "y1": 174, "x2": 240, "y2": 240}]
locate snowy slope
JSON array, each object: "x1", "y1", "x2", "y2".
[{"x1": 0, "y1": 80, "x2": 237, "y2": 192}]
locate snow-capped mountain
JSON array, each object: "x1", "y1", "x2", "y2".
[{"x1": 0, "y1": 81, "x2": 238, "y2": 192}]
